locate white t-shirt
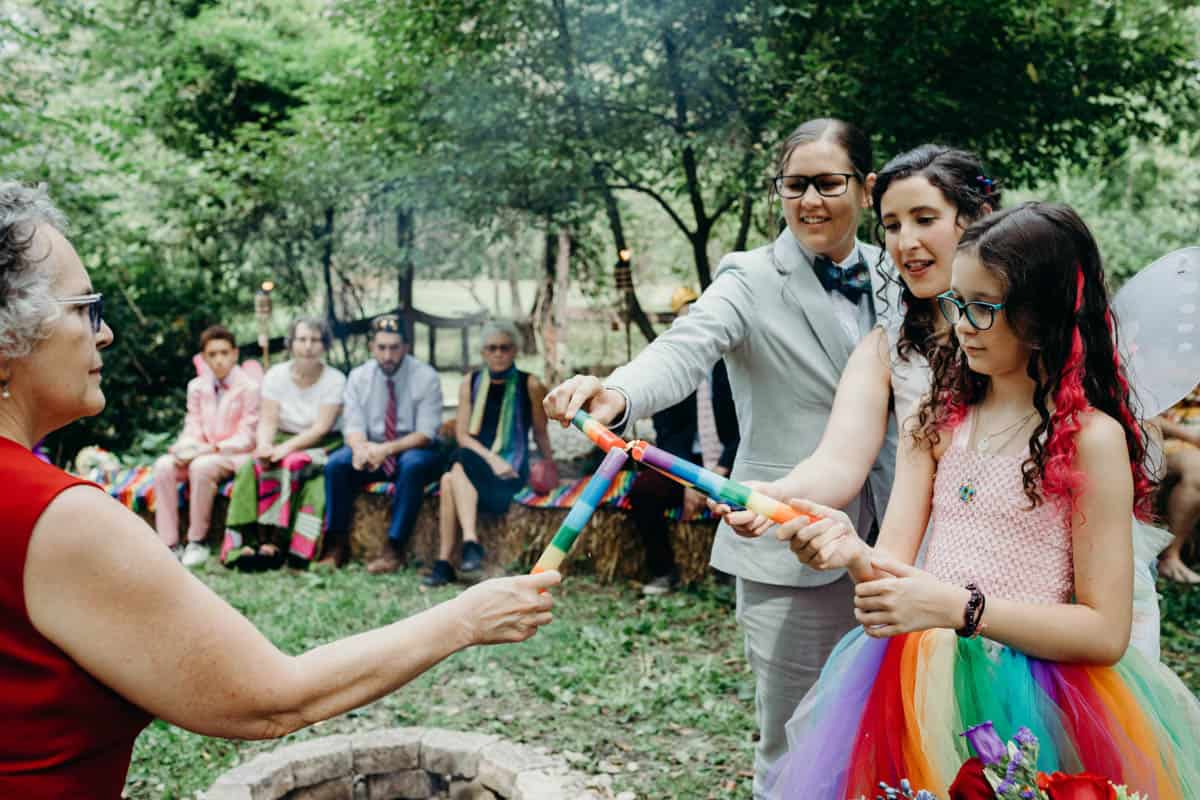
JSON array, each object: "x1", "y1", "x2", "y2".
[{"x1": 262, "y1": 360, "x2": 347, "y2": 434}]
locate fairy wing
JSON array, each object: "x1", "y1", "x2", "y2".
[{"x1": 1112, "y1": 247, "x2": 1200, "y2": 418}]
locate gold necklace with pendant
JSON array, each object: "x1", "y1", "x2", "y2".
[{"x1": 958, "y1": 410, "x2": 1037, "y2": 504}]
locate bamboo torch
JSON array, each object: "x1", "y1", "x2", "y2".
[{"x1": 255, "y1": 281, "x2": 274, "y2": 369}]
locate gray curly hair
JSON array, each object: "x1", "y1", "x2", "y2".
[{"x1": 0, "y1": 182, "x2": 67, "y2": 360}]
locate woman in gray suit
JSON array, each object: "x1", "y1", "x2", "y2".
[{"x1": 544, "y1": 117, "x2": 897, "y2": 798}]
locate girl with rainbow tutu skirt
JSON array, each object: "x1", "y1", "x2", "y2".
[{"x1": 764, "y1": 202, "x2": 1200, "y2": 799}]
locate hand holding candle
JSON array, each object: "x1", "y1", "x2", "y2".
[
  {"x1": 569, "y1": 410, "x2": 822, "y2": 527},
  {"x1": 626, "y1": 438, "x2": 821, "y2": 528},
  {"x1": 531, "y1": 447, "x2": 628, "y2": 575}
]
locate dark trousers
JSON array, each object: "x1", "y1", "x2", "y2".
[
  {"x1": 628, "y1": 457, "x2": 697, "y2": 579},
  {"x1": 324, "y1": 445, "x2": 440, "y2": 546}
]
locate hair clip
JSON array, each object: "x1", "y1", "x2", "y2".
[{"x1": 975, "y1": 175, "x2": 996, "y2": 196}]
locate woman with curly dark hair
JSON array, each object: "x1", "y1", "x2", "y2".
[
  {"x1": 716, "y1": 144, "x2": 997, "y2": 527},
  {"x1": 766, "y1": 202, "x2": 1200, "y2": 799}
]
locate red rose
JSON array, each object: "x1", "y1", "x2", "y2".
[
  {"x1": 1037, "y1": 771, "x2": 1116, "y2": 800},
  {"x1": 949, "y1": 757, "x2": 996, "y2": 800}
]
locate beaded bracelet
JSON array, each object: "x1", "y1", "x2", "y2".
[{"x1": 956, "y1": 583, "x2": 987, "y2": 639}]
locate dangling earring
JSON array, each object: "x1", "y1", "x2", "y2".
[{"x1": 1, "y1": 381, "x2": 9, "y2": 399}]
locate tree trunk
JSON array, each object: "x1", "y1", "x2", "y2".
[
  {"x1": 535, "y1": 231, "x2": 558, "y2": 385},
  {"x1": 509, "y1": 248, "x2": 536, "y2": 354},
  {"x1": 735, "y1": 193, "x2": 753, "y2": 253},
  {"x1": 549, "y1": 228, "x2": 572, "y2": 385},
  {"x1": 396, "y1": 207, "x2": 415, "y2": 343},
  {"x1": 551, "y1": 0, "x2": 656, "y2": 344}
]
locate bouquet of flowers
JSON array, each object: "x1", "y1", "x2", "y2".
[{"x1": 868, "y1": 722, "x2": 1147, "y2": 800}]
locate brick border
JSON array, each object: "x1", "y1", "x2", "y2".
[{"x1": 204, "y1": 727, "x2": 601, "y2": 800}]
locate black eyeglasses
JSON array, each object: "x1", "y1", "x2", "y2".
[
  {"x1": 937, "y1": 291, "x2": 1006, "y2": 331},
  {"x1": 483, "y1": 343, "x2": 514, "y2": 354},
  {"x1": 772, "y1": 173, "x2": 858, "y2": 199},
  {"x1": 56, "y1": 293, "x2": 104, "y2": 333}
]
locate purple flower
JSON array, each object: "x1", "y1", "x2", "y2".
[
  {"x1": 1013, "y1": 727, "x2": 1037, "y2": 748},
  {"x1": 961, "y1": 721, "x2": 1006, "y2": 765}
]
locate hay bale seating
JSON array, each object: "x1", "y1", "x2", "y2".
[
  {"x1": 95, "y1": 466, "x2": 719, "y2": 585},
  {"x1": 351, "y1": 489, "x2": 719, "y2": 585}
]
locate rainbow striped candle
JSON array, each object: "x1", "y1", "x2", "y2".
[
  {"x1": 532, "y1": 447, "x2": 629, "y2": 574},
  {"x1": 572, "y1": 410, "x2": 628, "y2": 453},
  {"x1": 629, "y1": 439, "x2": 817, "y2": 526}
]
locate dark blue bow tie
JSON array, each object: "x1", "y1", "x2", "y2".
[{"x1": 812, "y1": 255, "x2": 870, "y2": 304}]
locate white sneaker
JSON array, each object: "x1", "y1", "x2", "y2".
[
  {"x1": 181, "y1": 542, "x2": 211, "y2": 567},
  {"x1": 641, "y1": 575, "x2": 675, "y2": 596}
]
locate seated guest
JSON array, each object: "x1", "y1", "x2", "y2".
[
  {"x1": 627, "y1": 288, "x2": 738, "y2": 595},
  {"x1": 0, "y1": 182, "x2": 559, "y2": 797},
  {"x1": 1157, "y1": 382, "x2": 1200, "y2": 583},
  {"x1": 223, "y1": 317, "x2": 346, "y2": 570},
  {"x1": 423, "y1": 321, "x2": 554, "y2": 587},
  {"x1": 323, "y1": 315, "x2": 443, "y2": 572},
  {"x1": 153, "y1": 324, "x2": 259, "y2": 567}
]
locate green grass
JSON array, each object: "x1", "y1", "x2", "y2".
[
  {"x1": 123, "y1": 566, "x2": 756, "y2": 799},
  {"x1": 124, "y1": 564, "x2": 1200, "y2": 799}
]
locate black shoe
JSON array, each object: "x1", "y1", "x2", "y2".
[
  {"x1": 461, "y1": 541, "x2": 485, "y2": 573},
  {"x1": 422, "y1": 559, "x2": 456, "y2": 587}
]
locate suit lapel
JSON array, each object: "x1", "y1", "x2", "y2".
[{"x1": 776, "y1": 234, "x2": 855, "y2": 369}]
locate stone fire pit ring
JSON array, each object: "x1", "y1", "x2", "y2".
[{"x1": 203, "y1": 727, "x2": 601, "y2": 800}]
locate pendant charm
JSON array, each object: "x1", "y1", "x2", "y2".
[
  {"x1": 958, "y1": 481, "x2": 978, "y2": 504},
  {"x1": 976, "y1": 436, "x2": 990, "y2": 453}
]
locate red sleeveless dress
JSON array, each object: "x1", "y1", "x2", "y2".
[{"x1": 0, "y1": 436, "x2": 151, "y2": 798}]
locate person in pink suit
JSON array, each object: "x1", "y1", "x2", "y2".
[{"x1": 153, "y1": 325, "x2": 259, "y2": 566}]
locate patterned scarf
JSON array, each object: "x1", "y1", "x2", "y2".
[{"x1": 468, "y1": 366, "x2": 528, "y2": 473}]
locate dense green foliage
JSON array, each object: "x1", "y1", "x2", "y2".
[{"x1": 1, "y1": 0, "x2": 1198, "y2": 456}]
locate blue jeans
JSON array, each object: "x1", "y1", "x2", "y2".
[{"x1": 324, "y1": 445, "x2": 440, "y2": 546}]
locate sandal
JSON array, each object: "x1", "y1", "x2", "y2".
[
  {"x1": 257, "y1": 544, "x2": 286, "y2": 571},
  {"x1": 230, "y1": 546, "x2": 262, "y2": 573}
]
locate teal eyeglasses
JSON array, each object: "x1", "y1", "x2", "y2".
[{"x1": 936, "y1": 291, "x2": 1005, "y2": 331}]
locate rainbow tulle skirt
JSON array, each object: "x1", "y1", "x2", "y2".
[{"x1": 766, "y1": 627, "x2": 1200, "y2": 799}]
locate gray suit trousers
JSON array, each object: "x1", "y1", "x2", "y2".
[{"x1": 736, "y1": 575, "x2": 857, "y2": 799}]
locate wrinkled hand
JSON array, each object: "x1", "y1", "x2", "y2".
[
  {"x1": 682, "y1": 488, "x2": 706, "y2": 521},
  {"x1": 364, "y1": 443, "x2": 389, "y2": 472},
  {"x1": 455, "y1": 571, "x2": 562, "y2": 644},
  {"x1": 542, "y1": 374, "x2": 627, "y2": 427},
  {"x1": 708, "y1": 479, "x2": 780, "y2": 537},
  {"x1": 351, "y1": 443, "x2": 371, "y2": 471},
  {"x1": 171, "y1": 442, "x2": 207, "y2": 466},
  {"x1": 269, "y1": 444, "x2": 294, "y2": 463},
  {"x1": 853, "y1": 555, "x2": 967, "y2": 638},
  {"x1": 774, "y1": 499, "x2": 871, "y2": 579},
  {"x1": 489, "y1": 453, "x2": 518, "y2": 479}
]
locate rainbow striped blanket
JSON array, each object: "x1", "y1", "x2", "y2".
[{"x1": 92, "y1": 465, "x2": 712, "y2": 520}]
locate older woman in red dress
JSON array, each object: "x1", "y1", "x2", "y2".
[{"x1": 0, "y1": 182, "x2": 561, "y2": 798}]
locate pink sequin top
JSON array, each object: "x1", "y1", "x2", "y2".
[{"x1": 924, "y1": 409, "x2": 1074, "y2": 604}]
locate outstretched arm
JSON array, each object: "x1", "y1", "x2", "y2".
[
  {"x1": 775, "y1": 416, "x2": 935, "y2": 581},
  {"x1": 717, "y1": 327, "x2": 895, "y2": 536},
  {"x1": 25, "y1": 487, "x2": 560, "y2": 740},
  {"x1": 776, "y1": 327, "x2": 894, "y2": 507},
  {"x1": 544, "y1": 262, "x2": 753, "y2": 428}
]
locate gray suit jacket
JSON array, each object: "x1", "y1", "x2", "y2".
[{"x1": 606, "y1": 231, "x2": 899, "y2": 587}]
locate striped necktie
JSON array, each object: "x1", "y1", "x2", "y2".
[{"x1": 383, "y1": 378, "x2": 398, "y2": 477}]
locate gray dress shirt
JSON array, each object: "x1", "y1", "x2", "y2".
[{"x1": 342, "y1": 356, "x2": 443, "y2": 443}]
